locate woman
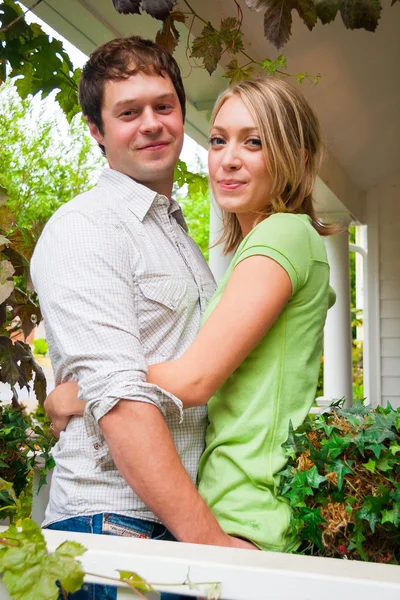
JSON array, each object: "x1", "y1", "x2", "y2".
[{"x1": 45, "y1": 76, "x2": 336, "y2": 552}]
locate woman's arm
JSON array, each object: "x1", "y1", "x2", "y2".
[
  {"x1": 147, "y1": 254, "x2": 292, "y2": 407},
  {"x1": 45, "y1": 255, "x2": 291, "y2": 426}
]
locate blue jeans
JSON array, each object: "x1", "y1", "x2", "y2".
[{"x1": 47, "y1": 514, "x2": 184, "y2": 600}]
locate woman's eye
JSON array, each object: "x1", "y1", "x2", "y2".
[
  {"x1": 247, "y1": 138, "x2": 262, "y2": 147},
  {"x1": 209, "y1": 136, "x2": 225, "y2": 146}
]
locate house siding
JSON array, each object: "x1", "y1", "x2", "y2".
[{"x1": 371, "y1": 174, "x2": 400, "y2": 407}]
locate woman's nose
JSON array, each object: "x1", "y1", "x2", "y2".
[{"x1": 221, "y1": 145, "x2": 242, "y2": 170}]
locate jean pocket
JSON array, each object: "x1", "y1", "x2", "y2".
[
  {"x1": 47, "y1": 516, "x2": 92, "y2": 533},
  {"x1": 102, "y1": 514, "x2": 153, "y2": 539}
]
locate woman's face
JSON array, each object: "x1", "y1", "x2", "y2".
[{"x1": 208, "y1": 95, "x2": 272, "y2": 233}]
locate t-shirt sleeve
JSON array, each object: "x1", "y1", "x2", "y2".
[{"x1": 234, "y1": 214, "x2": 312, "y2": 296}]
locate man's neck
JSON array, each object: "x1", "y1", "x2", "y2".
[{"x1": 108, "y1": 165, "x2": 173, "y2": 199}]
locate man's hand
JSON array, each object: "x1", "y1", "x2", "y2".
[
  {"x1": 44, "y1": 382, "x2": 85, "y2": 438},
  {"x1": 100, "y1": 400, "x2": 241, "y2": 547}
]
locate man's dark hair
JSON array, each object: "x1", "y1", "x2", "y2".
[{"x1": 79, "y1": 36, "x2": 186, "y2": 154}]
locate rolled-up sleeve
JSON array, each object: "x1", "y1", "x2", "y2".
[{"x1": 31, "y1": 210, "x2": 183, "y2": 458}]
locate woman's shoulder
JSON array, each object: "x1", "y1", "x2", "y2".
[{"x1": 240, "y1": 213, "x2": 315, "y2": 250}]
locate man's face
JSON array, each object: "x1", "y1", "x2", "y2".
[{"x1": 88, "y1": 70, "x2": 184, "y2": 197}]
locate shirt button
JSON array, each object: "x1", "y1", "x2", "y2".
[{"x1": 93, "y1": 443, "x2": 100, "y2": 450}]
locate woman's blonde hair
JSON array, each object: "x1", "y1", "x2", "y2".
[{"x1": 210, "y1": 76, "x2": 336, "y2": 254}]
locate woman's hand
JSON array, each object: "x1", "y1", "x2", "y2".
[{"x1": 44, "y1": 381, "x2": 85, "y2": 438}]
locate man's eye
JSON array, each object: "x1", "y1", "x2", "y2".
[
  {"x1": 209, "y1": 136, "x2": 225, "y2": 146},
  {"x1": 158, "y1": 105, "x2": 172, "y2": 111},
  {"x1": 120, "y1": 110, "x2": 137, "y2": 117}
]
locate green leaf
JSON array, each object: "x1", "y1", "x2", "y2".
[
  {"x1": 364, "y1": 442, "x2": 386, "y2": 459},
  {"x1": 259, "y1": 0, "x2": 317, "y2": 49},
  {"x1": 326, "y1": 459, "x2": 353, "y2": 490},
  {"x1": 260, "y1": 54, "x2": 287, "y2": 75},
  {"x1": 0, "y1": 335, "x2": 21, "y2": 386},
  {"x1": 375, "y1": 451, "x2": 395, "y2": 472},
  {"x1": 282, "y1": 420, "x2": 308, "y2": 459},
  {"x1": 0, "y1": 519, "x2": 86, "y2": 599},
  {"x1": 349, "y1": 520, "x2": 367, "y2": 560},
  {"x1": 363, "y1": 413, "x2": 396, "y2": 445},
  {"x1": 315, "y1": 0, "x2": 340, "y2": 23},
  {"x1": 0, "y1": 258, "x2": 14, "y2": 304},
  {"x1": 320, "y1": 431, "x2": 351, "y2": 459},
  {"x1": 305, "y1": 465, "x2": 327, "y2": 489},
  {"x1": 0, "y1": 477, "x2": 17, "y2": 503},
  {"x1": 362, "y1": 458, "x2": 376, "y2": 473},
  {"x1": 389, "y1": 442, "x2": 400, "y2": 456},
  {"x1": 219, "y1": 17, "x2": 244, "y2": 54},
  {"x1": 155, "y1": 11, "x2": 186, "y2": 54},
  {"x1": 299, "y1": 507, "x2": 325, "y2": 548},
  {"x1": 118, "y1": 570, "x2": 154, "y2": 593},
  {"x1": 355, "y1": 492, "x2": 390, "y2": 533},
  {"x1": 261, "y1": 0, "x2": 294, "y2": 49},
  {"x1": 381, "y1": 507, "x2": 400, "y2": 527},
  {"x1": 191, "y1": 22, "x2": 222, "y2": 75},
  {"x1": 224, "y1": 59, "x2": 255, "y2": 84},
  {"x1": 285, "y1": 470, "x2": 314, "y2": 506},
  {"x1": 340, "y1": 0, "x2": 382, "y2": 31}
]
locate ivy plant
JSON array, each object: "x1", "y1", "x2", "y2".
[{"x1": 279, "y1": 400, "x2": 400, "y2": 563}]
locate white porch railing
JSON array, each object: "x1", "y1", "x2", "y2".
[{"x1": 1, "y1": 526, "x2": 400, "y2": 600}]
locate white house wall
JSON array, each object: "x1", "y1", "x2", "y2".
[{"x1": 367, "y1": 174, "x2": 400, "y2": 408}]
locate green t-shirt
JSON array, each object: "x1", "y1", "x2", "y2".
[{"x1": 197, "y1": 213, "x2": 335, "y2": 551}]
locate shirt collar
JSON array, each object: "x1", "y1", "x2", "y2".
[{"x1": 97, "y1": 168, "x2": 188, "y2": 231}]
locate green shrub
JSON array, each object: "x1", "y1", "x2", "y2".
[
  {"x1": 279, "y1": 401, "x2": 400, "y2": 564},
  {"x1": 0, "y1": 402, "x2": 55, "y2": 523},
  {"x1": 32, "y1": 338, "x2": 48, "y2": 356}
]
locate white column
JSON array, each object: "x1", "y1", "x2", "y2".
[
  {"x1": 208, "y1": 198, "x2": 232, "y2": 283},
  {"x1": 323, "y1": 231, "x2": 353, "y2": 407}
]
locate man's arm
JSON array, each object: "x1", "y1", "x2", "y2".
[
  {"x1": 32, "y1": 209, "x2": 248, "y2": 547},
  {"x1": 101, "y1": 401, "x2": 239, "y2": 545}
]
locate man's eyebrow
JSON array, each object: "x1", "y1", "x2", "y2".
[{"x1": 113, "y1": 93, "x2": 177, "y2": 111}]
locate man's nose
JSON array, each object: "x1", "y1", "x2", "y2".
[{"x1": 140, "y1": 108, "x2": 162, "y2": 133}]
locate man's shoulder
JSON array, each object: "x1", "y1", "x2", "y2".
[{"x1": 46, "y1": 183, "x2": 117, "y2": 228}]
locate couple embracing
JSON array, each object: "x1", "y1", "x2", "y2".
[{"x1": 32, "y1": 35, "x2": 335, "y2": 600}]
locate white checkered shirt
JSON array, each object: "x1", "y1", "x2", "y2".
[{"x1": 31, "y1": 168, "x2": 216, "y2": 527}]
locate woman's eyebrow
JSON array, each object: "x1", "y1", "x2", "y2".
[{"x1": 210, "y1": 125, "x2": 259, "y2": 134}]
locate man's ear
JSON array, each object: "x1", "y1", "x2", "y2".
[{"x1": 86, "y1": 118, "x2": 104, "y2": 146}]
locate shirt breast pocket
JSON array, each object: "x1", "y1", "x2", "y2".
[{"x1": 137, "y1": 276, "x2": 190, "y2": 357}]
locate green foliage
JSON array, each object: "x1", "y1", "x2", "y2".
[
  {"x1": 32, "y1": 338, "x2": 48, "y2": 357},
  {"x1": 0, "y1": 0, "x2": 81, "y2": 121},
  {"x1": 112, "y1": 0, "x2": 393, "y2": 63},
  {"x1": 244, "y1": 0, "x2": 385, "y2": 49},
  {"x1": 0, "y1": 512, "x2": 221, "y2": 599},
  {"x1": 0, "y1": 81, "x2": 104, "y2": 229},
  {"x1": 174, "y1": 160, "x2": 210, "y2": 260},
  {"x1": 155, "y1": 10, "x2": 186, "y2": 54},
  {"x1": 0, "y1": 189, "x2": 48, "y2": 405},
  {"x1": 0, "y1": 402, "x2": 55, "y2": 523},
  {"x1": 0, "y1": 519, "x2": 86, "y2": 599},
  {"x1": 279, "y1": 401, "x2": 400, "y2": 563}
]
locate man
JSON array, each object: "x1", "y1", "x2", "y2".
[{"x1": 31, "y1": 36, "x2": 248, "y2": 599}]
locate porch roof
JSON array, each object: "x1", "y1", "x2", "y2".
[{"x1": 23, "y1": 0, "x2": 400, "y2": 222}]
